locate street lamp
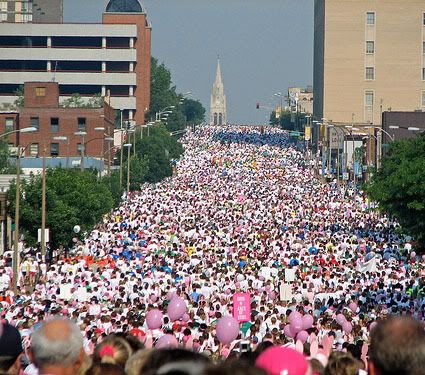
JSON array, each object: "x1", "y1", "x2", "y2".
[
  {"x1": 74, "y1": 131, "x2": 87, "y2": 171},
  {"x1": 12, "y1": 127, "x2": 37, "y2": 292},
  {"x1": 123, "y1": 143, "x2": 132, "y2": 193},
  {"x1": 0, "y1": 126, "x2": 38, "y2": 140},
  {"x1": 53, "y1": 136, "x2": 69, "y2": 168}
]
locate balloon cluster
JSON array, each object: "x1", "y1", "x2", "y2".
[{"x1": 283, "y1": 311, "x2": 314, "y2": 343}]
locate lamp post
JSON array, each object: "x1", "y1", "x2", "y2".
[
  {"x1": 12, "y1": 127, "x2": 37, "y2": 292},
  {"x1": 74, "y1": 131, "x2": 87, "y2": 172},
  {"x1": 53, "y1": 136, "x2": 69, "y2": 168},
  {"x1": 123, "y1": 143, "x2": 132, "y2": 193}
]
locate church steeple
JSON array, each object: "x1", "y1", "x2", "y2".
[{"x1": 210, "y1": 57, "x2": 227, "y2": 125}]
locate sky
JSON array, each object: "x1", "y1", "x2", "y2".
[{"x1": 64, "y1": 0, "x2": 313, "y2": 124}]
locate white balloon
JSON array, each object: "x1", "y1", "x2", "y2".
[
  {"x1": 73, "y1": 225, "x2": 81, "y2": 234},
  {"x1": 236, "y1": 274, "x2": 245, "y2": 282}
]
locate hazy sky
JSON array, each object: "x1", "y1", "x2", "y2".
[{"x1": 64, "y1": 0, "x2": 313, "y2": 124}]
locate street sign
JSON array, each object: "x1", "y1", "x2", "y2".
[{"x1": 37, "y1": 228, "x2": 50, "y2": 244}]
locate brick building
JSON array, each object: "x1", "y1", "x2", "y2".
[
  {"x1": 0, "y1": 81, "x2": 115, "y2": 170},
  {"x1": 0, "y1": 0, "x2": 150, "y2": 125}
]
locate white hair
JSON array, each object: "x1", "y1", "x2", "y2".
[{"x1": 31, "y1": 317, "x2": 83, "y2": 368}]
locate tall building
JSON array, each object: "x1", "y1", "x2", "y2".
[
  {"x1": 314, "y1": 0, "x2": 425, "y2": 126},
  {"x1": 0, "y1": 0, "x2": 151, "y2": 124},
  {"x1": 210, "y1": 58, "x2": 227, "y2": 125},
  {"x1": 0, "y1": 0, "x2": 63, "y2": 23}
]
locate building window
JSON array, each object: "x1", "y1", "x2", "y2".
[
  {"x1": 30, "y1": 117, "x2": 39, "y2": 130},
  {"x1": 366, "y1": 12, "x2": 375, "y2": 26},
  {"x1": 50, "y1": 143, "x2": 59, "y2": 157},
  {"x1": 5, "y1": 117, "x2": 14, "y2": 132},
  {"x1": 366, "y1": 41, "x2": 375, "y2": 54},
  {"x1": 423, "y1": 42, "x2": 425, "y2": 54},
  {"x1": 365, "y1": 91, "x2": 374, "y2": 106},
  {"x1": 423, "y1": 12, "x2": 425, "y2": 26},
  {"x1": 366, "y1": 67, "x2": 375, "y2": 80},
  {"x1": 35, "y1": 87, "x2": 46, "y2": 97},
  {"x1": 0, "y1": 1, "x2": 7, "y2": 12},
  {"x1": 77, "y1": 117, "x2": 86, "y2": 132},
  {"x1": 29, "y1": 143, "x2": 39, "y2": 157},
  {"x1": 422, "y1": 91, "x2": 425, "y2": 107},
  {"x1": 50, "y1": 117, "x2": 59, "y2": 132},
  {"x1": 423, "y1": 68, "x2": 425, "y2": 80},
  {"x1": 77, "y1": 143, "x2": 83, "y2": 155}
]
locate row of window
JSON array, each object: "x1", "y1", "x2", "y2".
[
  {"x1": 15, "y1": 142, "x2": 84, "y2": 157},
  {"x1": 29, "y1": 117, "x2": 87, "y2": 132},
  {"x1": 366, "y1": 11, "x2": 425, "y2": 26},
  {"x1": 364, "y1": 91, "x2": 425, "y2": 107},
  {"x1": 365, "y1": 41, "x2": 425, "y2": 55},
  {"x1": 363, "y1": 67, "x2": 425, "y2": 80}
]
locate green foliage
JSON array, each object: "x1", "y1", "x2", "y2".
[
  {"x1": 122, "y1": 155, "x2": 150, "y2": 191},
  {"x1": 181, "y1": 99, "x2": 205, "y2": 124},
  {"x1": 366, "y1": 134, "x2": 425, "y2": 252},
  {"x1": 13, "y1": 85, "x2": 24, "y2": 108},
  {"x1": 149, "y1": 57, "x2": 206, "y2": 133},
  {"x1": 128, "y1": 124, "x2": 183, "y2": 183},
  {"x1": 0, "y1": 140, "x2": 12, "y2": 173},
  {"x1": 62, "y1": 93, "x2": 103, "y2": 108},
  {"x1": 101, "y1": 171, "x2": 122, "y2": 206},
  {"x1": 7, "y1": 169, "x2": 114, "y2": 248},
  {"x1": 149, "y1": 57, "x2": 178, "y2": 119},
  {"x1": 269, "y1": 110, "x2": 307, "y2": 131}
]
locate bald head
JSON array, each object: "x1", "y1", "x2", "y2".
[
  {"x1": 369, "y1": 316, "x2": 425, "y2": 375},
  {"x1": 31, "y1": 318, "x2": 84, "y2": 370}
]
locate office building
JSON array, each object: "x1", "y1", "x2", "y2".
[
  {"x1": 0, "y1": 0, "x2": 151, "y2": 124},
  {"x1": 0, "y1": 81, "x2": 115, "y2": 170},
  {"x1": 314, "y1": 0, "x2": 425, "y2": 126},
  {"x1": 0, "y1": 0, "x2": 63, "y2": 23}
]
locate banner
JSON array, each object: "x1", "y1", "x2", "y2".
[
  {"x1": 285, "y1": 269, "x2": 296, "y2": 282},
  {"x1": 233, "y1": 292, "x2": 251, "y2": 322},
  {"x1": 280, "y1": 283, "x2": 293, "y2": 301}
]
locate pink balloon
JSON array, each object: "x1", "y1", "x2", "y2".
[
  {"x1": 216, "y1": 316, "x2": 240, "y2": 344},
  {"x1": 167, "y1": 297, "x2": 187, "y2": 321},
  {"x1": 369, "y1": 321, "x2": 377, "y2": 331},
  {"x1": 336, "y1": 314, "x2": 346, "y2": 326},
  {"x1": 284, "y1": 324, "x2": 295, "y2": 338},
  {"x1": 349, "y1": 302, "x2": 357, "y2": 313},
  {"x1": 146, "y1": 309, "x2": 163, "y2": 330},
  {"x1": 342, "y1": 321, "x2": 353, "y2": 334},
  {"x1": 182, "y1": 313, "x2": 190, "y2": 322},
  {"x1": 155, "y1": 334, "x2": 178, "y2": 349},
  {"x1": 288, "y1": 311, "x2": 302, "y2": 325},
  {"x1": 302, "y1": 314, "x2": 314, "y2": 330},
  {"x1": 290, "y1": 318, "x2": 303, "y2": 334},
  {"x1": 297, "y1": 330, "x2": 309, "y2": 343}
]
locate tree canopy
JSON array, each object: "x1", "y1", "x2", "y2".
[
  {"x1": 7, "y1": 169, "x2": 114, "y2": 248},
  {"x1": 366, "y1": 134, "x2": 425, "y2": 252}
]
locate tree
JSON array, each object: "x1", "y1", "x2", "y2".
[
  {"x1": 7, "y1": 169, "x2": 114, "y2": 248},
  {"x1": 122, "y1": 155, "x2": 150, "y2": 191},
  {"x1": 129, "y1": 124, "x2": 183, "y2": 183},
  {"x1": 149, "y1": 57, "x2": 178, "y2": 119},
  {"x1": 62, "y1": 93, "x2": 85, "y2": 108},
  {"x1": 181, "y1": 98, "x2": 205, "y2": 124},
  {"x1": 366, "y1": 134, "x2": 425, "y2": 252},
  {"x1": 13, "y1": 86, "x2": 24, "y2": 108}
]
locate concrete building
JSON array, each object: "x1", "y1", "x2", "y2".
[
  {"x1": 314, "y1": 0, "x2": 425, "y2": 126},
  {"x1": 0, "y1": 0, "x2": 151, "y2": 124},
  {"x1": 0, "y1": 0, "x2": 63, "y2": 23},
  {"x1": 0, "y1": 81, "x2": 115, "y2": 170},
  {"x1": 288, "y1": 86, "x2": 313, "y2": 115},
  {"x1": 210, "y1": 59, "x2": 227, "y2": 125}
]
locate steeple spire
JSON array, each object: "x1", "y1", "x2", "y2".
[
  {"x1": 210, "y1": 56, "x2": 227, "y2": 125},
  {"x1": 215, "y1": 56, "x2": 222, "y2": 86}
]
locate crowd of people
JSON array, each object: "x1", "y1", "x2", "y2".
[{"x1": 0, "y1": 125, "x2": 423, "y2": 375}]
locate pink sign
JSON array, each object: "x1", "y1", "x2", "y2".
[{"x1": 233, "y1": 292, "x2": 251, "y2": 322}]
